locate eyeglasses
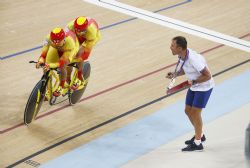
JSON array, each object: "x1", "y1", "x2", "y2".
[
  {"x1": 52, "y1": 39, "x2": 63, "y2": 44},
  {"x1": 52, "y1": 39, "x2": 65, "y2": 47},
  {"x1": 75, "y1": 28, "x2": 86, "y2": 35}
]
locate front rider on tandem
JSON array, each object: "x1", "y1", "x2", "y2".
[{"x1": 35, "y1": 27, "x2": 80, "y2": 97}]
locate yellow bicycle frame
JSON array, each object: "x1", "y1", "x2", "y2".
[{"x1": 44, "y1": 67, "x2": 79, "y2": 101}]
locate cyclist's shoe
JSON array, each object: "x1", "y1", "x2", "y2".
[
  {"x1": 53, "y1": 82, "x2": 69, "y2": 97},
  {"x1": 71, "y1": 78, "x2": 85, "y2": 90},
  {"x1": 182, "y1": 142, "x2": 204, "y2": 152},
  {"x1": 53, "y1": 86, "x2": 63, "y2": 97},
  {"x1": 185, "y1": 134, "x2": 206, "y2": 145}
]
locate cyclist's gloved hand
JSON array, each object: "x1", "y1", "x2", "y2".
[
  {"x1": 36, "y1": 61, "x2": 44, "y2": 69},
  {"x1": 43, "y1": 62, "x2": 60, "y2": 70},
  {"x1": 43, "y1": 63, "x2": 50, "y2": 71},
  {"x1": 36, "y1": 58, "x2": 45, "y2": 69}
]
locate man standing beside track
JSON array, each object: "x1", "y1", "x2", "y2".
[{"x1": 166, "y1": 36, "x2": 215, "y2": 151}]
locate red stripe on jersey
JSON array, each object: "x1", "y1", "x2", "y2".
[
  {"x1": 66, "y1": 30, "x2": 77, "y2": 42},
  {"x1": 58, "y1": 59, "x2": 65, "y2": 68},
  {"x1": 40, "y1": 51, "x2": 47, "y2": 59},
  {"x1": 87, "y1": 18, "x2": 99, "y2": 30}
]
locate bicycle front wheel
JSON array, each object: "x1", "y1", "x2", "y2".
[{"x1": 24, "y1": 80, "x2": 46, "y2": 125}]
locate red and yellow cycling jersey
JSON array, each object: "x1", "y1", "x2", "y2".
[
  {"x1": 39, "y1": 30, "x2": 80, "y2": 68},
  {"x1": 67, "y1": 17, "x2": 101, "y2": 60}
]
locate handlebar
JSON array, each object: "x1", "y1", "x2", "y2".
[
  {"x1": 29, "y1": 61, "x2": 78, "y2": 69},
  {"x1": 29, "y1": 61, "x2": 45, "y2": 67}
]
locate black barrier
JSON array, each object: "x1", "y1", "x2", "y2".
[
  {"x1": 246, "y1": 122, "x2": 250, "y2": 166},
  {"x1": 246, "y1": 123, "x2": 250, "y2": 155}
]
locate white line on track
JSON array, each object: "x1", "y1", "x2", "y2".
[{"x1": 83, "y1": 0, "x2": 250, "y2": 53}]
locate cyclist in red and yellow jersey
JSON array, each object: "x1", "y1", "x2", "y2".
[
  {"x1": 67, "y1": 16, "x2": 101, "y2": 90},
  {"x1": 36, "y1": 27, "x2": 79, "y2": 97}
]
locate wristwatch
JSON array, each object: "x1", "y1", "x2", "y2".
[{"x1": 192, "y1": 80, "x2": 197, "y2": 85}]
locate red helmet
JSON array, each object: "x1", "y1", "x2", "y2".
[
  {"x1": 50, "y1": 27, "x2": 65, "y2": 44},
  {"x1": 74, "y1": 16, "x2": 88, "y2": 32}
]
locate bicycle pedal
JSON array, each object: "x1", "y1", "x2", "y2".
[{"x1": 50, "y1": 96, "x2": 57, "y2": 105}]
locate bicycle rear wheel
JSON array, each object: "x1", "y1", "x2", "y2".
[
  {"x1": 24, "y1": 80, "x2": 46, "y2": 125},
  {"x1": 69, "y1": 61, "x2": 91, "y2": 105}
]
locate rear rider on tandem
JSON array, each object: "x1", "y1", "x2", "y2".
[{"x1": 66, "y1": 16, "x2": 101, "y2": 90}]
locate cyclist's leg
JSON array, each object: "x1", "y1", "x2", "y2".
[
  {"x1": 45, "y1": 47, "x2": 59, "y2": 97},
  {"x1": 71, "y1": 49, "x2": 85, "y2": 90},
  {"x1": 66, "y1": 66, "x2": 73, "y2": 84},
  {"x1": 59, "y1": 64, "x2": 67, "y2": 87},
  {"x1": 70, "y1": 60, "x2": 83, "y2": 90},
  {"x1": 46, "y1": 47, "x2": 68, "y2": 96},
  {"x1": 58, "y1": 64, "x2": 69, "y2": 96},
  {"x1": 77, "y1": 61, "x2": 84, "y2": 80}
]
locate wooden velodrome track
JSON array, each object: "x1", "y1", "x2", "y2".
[{"x1": 0, "y1": 0, "x2": 250, "y2": 167}]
